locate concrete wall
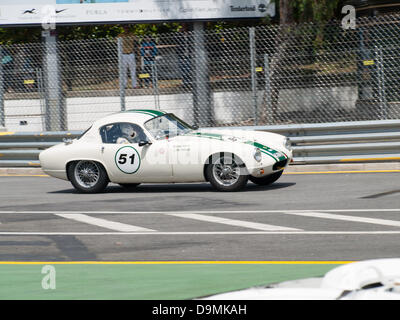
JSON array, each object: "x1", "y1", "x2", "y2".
[
  {"x1": 4, "y1": 99, "x2": 45, "y2": 132},
  {"x1": 277, "y1": 86, "x2": 358, "y2": 112},
  {"x1": 3, "y1": 87, "x2": 359, "y2": 131}
]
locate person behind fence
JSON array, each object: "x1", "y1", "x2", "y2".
[
  {"x1": 140, "y1": 35, "x2": 157, "y2": 88},
  {"x1": 2, "y1": 48, "x2": 14, "y2": 93},
  {"x1": 118, "y1": 25, "x2": 138, "y2": 89}
]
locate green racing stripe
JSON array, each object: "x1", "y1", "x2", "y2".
[
  {"x1": 245, "y1": 141, "x2": 287, "y2": 162},
  {"x1": 125, "y1": 109, "x2": 165, "y2": 117},
  {"x1": 184, "y1": 132, "x2": 223, "y2": 140},
  {"x1": 184, "y1": 132, "x2": 287, "y2": 162}
]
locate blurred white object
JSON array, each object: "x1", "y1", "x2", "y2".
[{"x1": 202, "y1": 259, "x2": 400, "y2": 300}]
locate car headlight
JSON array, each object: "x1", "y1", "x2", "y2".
[
  {"x1": 284, "y1": 138, "x2": 292, "y2": 151},
  {"x1": 253, "y1": 148, "x2": 262, "y2": 162}
]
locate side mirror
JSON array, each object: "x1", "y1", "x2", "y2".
[{"x1": 139, "y1": 140, "x2": 152, "y2": 147}]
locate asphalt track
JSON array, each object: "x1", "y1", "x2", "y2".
[
  {"x1": 0, "y1": 171, "x2": 400, "y2": 261},
  {"x1": 0, "y1": 170, "x2": 400, "y2": 299}
]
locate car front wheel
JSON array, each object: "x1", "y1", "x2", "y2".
[
  {"x1": 206, "y1": 153, "x2": 248, "y2": 192},
  {"x1": 69, "y1": 160, "x2": 109, "y2": 193},
  {"x1": 249, "y1": 170, "x2": 283, "y2": 186}
]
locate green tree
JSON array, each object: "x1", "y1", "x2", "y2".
[
  {"x1": 279, "y1": 0, "x2": 344, "y2": 24},
  {"x1": 0, "y1": 23, "x2": 182, "y2": 45}
]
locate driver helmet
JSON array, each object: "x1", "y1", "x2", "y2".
[{"x1": 120, "y1": 123, "x2": 136, "y2": 139}]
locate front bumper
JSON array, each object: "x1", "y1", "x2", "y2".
[{"x1": 248, "y1": 155, "x2": 292, "y2": 178}]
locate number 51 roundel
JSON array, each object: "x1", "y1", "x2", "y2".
[{"x1": 115, "y1": 146, "x2": 141, "y2": 174}]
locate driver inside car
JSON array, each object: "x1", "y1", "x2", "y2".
[{"x1": 117, "y1": 123, "x2": 137, "y2": 144}]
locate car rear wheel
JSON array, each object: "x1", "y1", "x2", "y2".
[
  {"x1": 249, "y1": 170, "x2": 283, "y2": 186},
  {"x1": 206, "y1": 153, "x2": 248, "y2": 192},
  {"x1": 69, "y1": 160, "x2": 109, "y2": 193}
]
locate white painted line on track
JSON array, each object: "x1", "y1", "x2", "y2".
[
  {"x1": 55, "y1": 214, "x2": 155, "y2": 232},
  {"x1": 165, "y1": 213, "x2": 301, "y2": 231},
  {"x1": 1, "y1": 209, "x2": 400, "y2": 214},
  {"x1": 3, "y1": 209, "x2": 400, "y2": 233},
  {"x1": 0, "y1": 231, "x2": 400, "y2": 236},
  {"x1": 279, "y1": 211, "x2": 400, "y2": 228}
]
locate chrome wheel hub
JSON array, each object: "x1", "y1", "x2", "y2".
[
  {"x1": 213, "y1": 157, "x2": 240, "y2": 186},
  {"x1": 74, "y1": 161, "x2": 100, "y2": 188}
]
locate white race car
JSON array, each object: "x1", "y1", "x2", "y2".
[{"x1": 39, "y1": 109, "x2": 292, "y2": 193}]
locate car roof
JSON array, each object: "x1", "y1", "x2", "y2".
[{"x1": 92, "y1": 109, "x2": 167, "y2": 127}]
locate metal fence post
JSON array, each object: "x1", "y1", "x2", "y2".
[
  {"x1": 118, "y1": 37, "x2": 126, "y2": 112},
  {"x1": 0, "y1": 45, "x2": 4, "y2": 128},
  {"x1": 193, "y1": 21, "x2": 212, "y2": 127},
  {"x1": 152, "y1": 61, "x2": 160, "y2": 110},
  {"x1": 264, "y1": 53, "x2": 272, "y2": 124},
  {"x1": 249, "y1": 27, "x2": 258, "y2": 126},
  {"x1": 43, "y1": 30, "x2": 65, "y2": 131},
  {"x1": 376, "y1": 46, "x2": 387, "y2": 120},
  {"x1": 37, "y1": 68, "x2": 46, "y2": 131}
]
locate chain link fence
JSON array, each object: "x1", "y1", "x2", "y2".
[{"x1": 0, "y1": 14, "x2": 399, "y2": 132}]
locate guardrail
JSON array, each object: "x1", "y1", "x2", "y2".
[
  {"x1": 242, "y1": 120, "x2": 400, "y2": 164},
  {"x1": 0, "y1": 131, "x2": 82, "y2": 167},
  {"x1": 0, "y1": 120, "x2": 399, "y2": 167}
]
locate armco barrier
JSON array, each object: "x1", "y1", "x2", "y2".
[
  {"x1": 0, "y1": 120, "x2": 399, "y2": 167},
  {"x1": 0, "y1": 131, "x2": 81, "y2": 167}
]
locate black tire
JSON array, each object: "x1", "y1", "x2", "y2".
[
  {"x1": 119, "y1": 183, "x2": 141, "y2": 189},
  {"x1": 249, "y1": 170, "x2": 283, "y2": 186},
  {"x1": 206, "y1": 153, "x2": 248, "y2": 192},
  {"x1": 68, "y1": 160, "x2": 109, "y2": 193}
]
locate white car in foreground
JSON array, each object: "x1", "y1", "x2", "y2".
[
  {"x1": 202, "y1": 259, "x2": 400, "y2": 300},
  {"x1": 39, "y1": 109, "x2": 292, "y2": 193}
]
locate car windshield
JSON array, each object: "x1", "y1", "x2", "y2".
[{"x1": 144, "y1": 114, "x2": 194, "y2": 140}]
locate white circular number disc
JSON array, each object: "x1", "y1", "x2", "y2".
[{"x1": 115, "y1": 146, "x2": 141, "y2": 174}]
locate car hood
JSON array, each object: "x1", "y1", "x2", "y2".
[
  {"x1": 174, "y1": 128, "x2": 285, "y2": 144},
  {"x1": 168, "y1": 128, "x2": 290, "y2": 162},
  {"x1": 171, "y1": 128, "x2": 287, "y2": 152}
]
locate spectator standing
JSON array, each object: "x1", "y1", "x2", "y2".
[
  {"x1": 1, "y1": 48, "x2": 14, "y2": 92},
  {"x1": 118, "y1": 25, "x2": 138, "y2": 89},
  {"x1": 140, "y1": 35, "x2": 157, "y2": 88}
]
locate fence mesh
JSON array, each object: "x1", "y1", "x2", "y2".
[{"x1": 1, "y1": 14, "x2": 400, "y2": 132}]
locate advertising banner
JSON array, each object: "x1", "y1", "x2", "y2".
[{"x1": 0, "y1": 0, "x2": 275, "y2": 26}]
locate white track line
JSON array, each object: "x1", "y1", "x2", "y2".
[
  {"x1": 279, "y1": 211, "x2": 400, "y2": 228},
  {"x1": 165, "y1": 213, "x2": 301, "y2": 231},
  {"x1": 1, "y1": 209, "x2": 400, "y2": 214},
  {"x1": 55, "y1": 214, "x2": 155, "y2": 232},
  {"x1": 0, "y1": 231, "x2": 400, "y2": 235}
]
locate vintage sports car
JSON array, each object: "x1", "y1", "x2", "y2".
[{"x1": 39, "y1": 109, "x2": 293, "y2": 193}]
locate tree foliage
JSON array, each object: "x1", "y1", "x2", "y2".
[
  {"x1": 292, "y1": 0, "x2": 344, "y2": 23},
  {"x1": 0, "y1": 1, "x2": 346, "y2": 44},
  {"x1": 278, "y1": 0, "x2": 345, "y2": 24},
  {"x1": 0, "y1": 22, "x2": 183, "y2": 45}
]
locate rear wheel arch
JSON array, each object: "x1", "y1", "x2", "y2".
[
  {"x1": 66, "y1": 161, "x2": 77, "y2": 181},
  {"x1": 66, "y1": 160, "x2": 110, "y2": 182},
  {"x1": 67, "y1": 160, "x2": 110, "y2": 193}
]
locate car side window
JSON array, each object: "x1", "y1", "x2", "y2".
[{"x1": 100, "y1": 123, "x2": 148, "y2": 144}]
